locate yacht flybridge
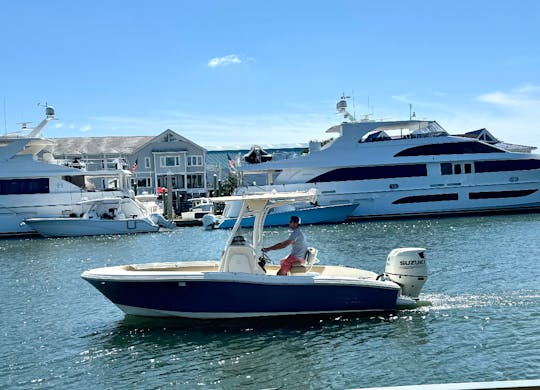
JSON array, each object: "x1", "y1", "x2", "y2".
[
  {"x1": 236, "y1": 97, "x2": 540, "y2": 219},
  {"x1": 0, "y1": 106, "x2": 129, "y2": 236}
]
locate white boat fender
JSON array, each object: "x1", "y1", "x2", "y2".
[{"x1": 382, "y1": 247, "x2": 428, "y2": 299}]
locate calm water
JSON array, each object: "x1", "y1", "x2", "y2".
[{"x1": 1, "y1": 214, "x2": 539, "y2": 389}]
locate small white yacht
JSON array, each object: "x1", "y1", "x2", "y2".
[
  {"x1": 237, "y1": 97, "x2": 540, "y2": 219},
  {"x1": 0, "y1": 106, "x2": 129, "y2": 236},
  {"x1": 180, "y1": 197, "x2": 213, "y2": 221},
  {"x1": 23, "y1": 197, "x2": 165, "y2": 237}
]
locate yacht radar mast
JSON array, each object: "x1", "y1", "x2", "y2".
[
  {"x1": 27, "y1": 103, "x2": 57, "y2": 137},
  {"x1": 336, "y1": 94, "x2": 356, "y2": 122}
]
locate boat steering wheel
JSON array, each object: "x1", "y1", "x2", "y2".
[
  {"x1": 258, "y1": 252, "x2": 272, "y2": 264},
  {"x1": 257, "y1": 252, "x2": 272, "y2": 273}
]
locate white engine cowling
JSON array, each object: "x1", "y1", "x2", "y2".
[
  {"x1": 384, "y1": 247, "x2": 427, "y2": 299},
  {"x1": 202, "y1": 214, "x2": 217, "y2": 230}
]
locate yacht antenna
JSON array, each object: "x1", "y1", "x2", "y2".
[
  {"x1": 351, "y1": 90, "x2": 356, "y2": 120},
  {"x1": 3, "y1": 99, "x2": 6, "y2": 135},
  {"x1": 368, "y1": 96, "x2": 374, "y2": 116},
  {"x1": 409, "y1": 104, "x2": 416, "y2": 120}
]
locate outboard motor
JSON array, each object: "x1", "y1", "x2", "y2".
[
  {"x1": 150, "y1": 213, "x2": 176, "y2": 229},
  {"x1": 202, "y1": 214, "x2": 217, "y2": 230},
  {"x1": 384, "y1": 248, "x2": 427, "y2": 299}
]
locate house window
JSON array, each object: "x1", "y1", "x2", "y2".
[
  {"x1": 187, "y1": 174, "x2": 203, "y2": 188},
  {"x1": 144, "y1": 157, "x2": 151, "y2": 168},
  {"x1": 138, "y1": 178, "x2": 151, "y2": 187},
  {"x1": 187, "y1": 155, "x2": 203, "y2": 166},
  {"x1": 132, "y1": 178, "x2": 151, "y2": 187},
  {"x1": 160, "y1": 156, "x2": 181, "y2": 167}
]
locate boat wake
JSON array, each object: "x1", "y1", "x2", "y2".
[{"x1": 413, "y1": 290, "x2": 540, "y2": 312}]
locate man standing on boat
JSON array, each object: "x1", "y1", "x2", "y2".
[{"x1": 262, "y1": 215, "x2": 307, "y2": 276}]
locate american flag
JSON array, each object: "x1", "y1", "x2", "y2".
[
  {"x1": 227, "y1": 154, "x2": 236, "y2": 170},
  {"x1": 130, "y1": 159, "x2": 138, "y2": 173}
]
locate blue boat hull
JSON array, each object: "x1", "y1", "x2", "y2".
[
  {"x1": 83, "y1": 277, "x2": 400, "y2": 318},
  {"x1": 217, "y1": 203, "x2": 358, "y2": 229}
]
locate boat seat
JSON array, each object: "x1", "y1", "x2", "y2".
[
  {"x1": 221, "y1": 245, "x2": 264, "y2": 274},
  {"x1": 290, "y1": 247, "x2": 319, "y2": 275}
]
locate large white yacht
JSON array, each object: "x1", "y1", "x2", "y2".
[
  {"x1": 0, "y1": 107, "x2": 129, "y2": 236},
  {"x1": 236, "y1": 98, "x2": 540, "y2": 219}
]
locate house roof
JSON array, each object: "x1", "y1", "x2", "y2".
[
  {"x1": 45, "y1": 129, "x2": 205, "y2": 156},
  {"x1": 46, "y1": 136, "x2": 153, "y2": 156}
]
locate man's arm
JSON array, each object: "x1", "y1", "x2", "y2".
[{"x1": 262, "y1": 240, "x2": 293, "y2": 252}]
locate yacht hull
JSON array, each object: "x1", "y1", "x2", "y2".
[
  {"x1": 247, "y1": 180, "x2": 540, "y2": 220},
  {"x1": 25, "y1": 218, "x2": 159, "y2": 237}
]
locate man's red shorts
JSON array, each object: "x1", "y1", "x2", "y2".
[{"x1": 280, "y1": 254, "x2": 304, "y2": 273}]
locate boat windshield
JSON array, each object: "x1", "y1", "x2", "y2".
[
  {"x1": 411, "y1": 122, "x2": 448, "y2": 138},
  {"x1": 360, "y1": 121, "x2": 448, "y2": 143}
]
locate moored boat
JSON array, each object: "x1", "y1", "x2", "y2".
[
  {"x1": 24, "y1": 197, "x2": 172, "y2": 237},
  {"x1": 206, "y1": 200, "x2": 358, "y2": 229},
  {"x1": 235, "y1": 96, "x2": 540, "y2": 220},
  {"x1": 0, "y1": 106, "x2": 132, "y2": 237}
]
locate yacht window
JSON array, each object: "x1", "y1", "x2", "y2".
[
  {"x1": 464, "y1": 163, "x2": 472, "y2": 174},
  {"x1": 395, "y1": 142, "x2": 503, "y2": 157},
  {"x1": 454, "y1": 164, "x2": 462, "y2": 174},
  {"x1": 441, "y1": 163, "x2": 452, "y2": 175},
  {"x1": 393, "y1": 193, "x2": 458, "y2": 204},
  {"x1": 307, "y1": 164, "x2": 427, "y2": 183},
  {"x1": 475, "y1": 159, "x2": 540, "y2": 173},
  {"x1": 0, "y1": 178, "x2": 49, "y2": 195},
  {"x1": 469, "y1": 189, "x2": 537, "y2": 199}
]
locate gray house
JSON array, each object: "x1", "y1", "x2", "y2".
[{"x1": 47, "y1": 129, "x2": 207, "y2": 211}]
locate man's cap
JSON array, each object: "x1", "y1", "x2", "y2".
[{"x1": 290, "y1": 215, "x2": 301, "y2": 224}]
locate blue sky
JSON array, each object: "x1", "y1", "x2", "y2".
[{"x1": 1, "y1": 0, "x2": 540, "y2": 149}]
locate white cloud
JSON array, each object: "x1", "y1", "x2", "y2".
[
  {"x1": 89, "y1": 110, "x2": 335, "y2": 147},
  {"x1": 80, "y1": 125, "x2": 92, "y2": 132},
  {"x1": 207, "y1": 54, "x2": 242, "y2": 68},
  {"x1": 476, "y1": 84, "x2": 540, "y2": 107}
]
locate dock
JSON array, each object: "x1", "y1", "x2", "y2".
[
  {"x1": 357, "y1": 379, "x2": 540, "y2": 390},
  {"x1": 173, "y1": 217, "x2": 202, "y2": 227}
]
